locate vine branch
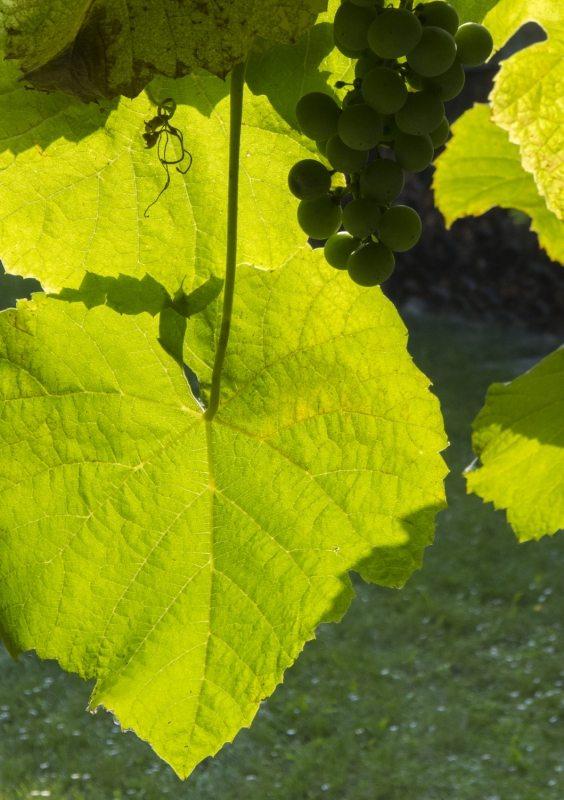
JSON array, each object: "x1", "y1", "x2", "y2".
[{"x1": 204, "y1": 59, "x2": 247, "y2": 421}]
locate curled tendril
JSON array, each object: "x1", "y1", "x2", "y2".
[{"x1": 143, "y1": 98, "x2": 193, "y2": 217}]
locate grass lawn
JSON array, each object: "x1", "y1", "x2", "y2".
[{"x1": 1, "y1": 313, "x2": 563, "y2": 800}]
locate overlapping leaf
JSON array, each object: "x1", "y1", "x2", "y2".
[
  {"x1": 450, "y1": 0, "x2": 502, "y2": 25},
  {"x1": 0, "y1": 0, "x2": 327, "y2": 101},
  {"x1": 246, "y1": 0, "x2": 353, "y2": 131},
  {"x1": 0, "y1": 59, "x2": 316, "y2": 295},
  {"x1": 0, "y1": 248, "x2": 447, "y2": 776},
  {"x1": 488, "y1": 1, "x2": 564, "y2": 221},
  {"x1": 467, "y1": 347, "x2": 564, "y2": 541},
  {"x1": 433, "y1": 104, "x2": 564, "y2": 265}
]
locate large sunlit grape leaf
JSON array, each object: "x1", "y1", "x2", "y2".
[
  {"x1": 467, "y1": 347, "x2": 564, "y2": 542},
  {"x1": 0, "y1": 58, "x2": 316, "y2": 295},
  {"x1": 489, "y1": 2, "x2": 564, "y2": 221},
  {"x1": 433, "y1": 104, "x2": 564, "y2": 265},
  {"x1": 0, "y1": 248, "x2": 448, "y2": 776},
  {"x1": 0, "y1": 0, "x2": 327, "y2": 102},
  {"x1": 246, "y1": 0, "x2": 353, "y2": 131}
]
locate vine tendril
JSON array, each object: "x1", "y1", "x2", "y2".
[{"x1": 143, "y1": 98, "x2": 193, "y2": 217}]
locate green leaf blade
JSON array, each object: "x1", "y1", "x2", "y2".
[
  {"x1": 0, "y1": 64, "x2": 317, "y2": 294},
  {"x1": 467, "y1": 347, "x2": 564, "y2": 542},
  {"x1": 433, "y1": 104, "x2": 564, "y2": 264},
  {"x1": 0, "y1": 251, "x2": 447, "y2": 776}
]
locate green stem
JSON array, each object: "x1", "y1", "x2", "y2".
[{"x1": 204, "y1": 59, "x2": 247, "y2": 421}]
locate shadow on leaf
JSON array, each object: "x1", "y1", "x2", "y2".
[{"x1": 52, "y1": 271, "x2": 223, "y2": 411}]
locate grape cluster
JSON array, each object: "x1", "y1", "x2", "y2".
[{"x1": 288, "y1": 0, "x2": 493, "y2": 287}]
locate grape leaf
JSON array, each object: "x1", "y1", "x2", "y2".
[
  {"x1": 0, "y1": 0, "x2": 327, "y2": 102},
  {"x1": 246, "y1": 0, "x2": 354, "y2": 131},
  {"x1": 0, "y1": 248, "x2": 448, "y2": 776},
  {"x1": 467, "y1": 347, "x2": 564, "y2": 542},
  {"x1": 483, "y1": 0, "x2": 559, "y2": 48},
  {"x1": 0, "y1": 59, "x2": 317, "y2": 295},
  {"x1": 489, "y1": 2, "x2": 564, "y2": 221},
  {"x1": 433, "y1": 104, "x2": 564, "y2": 265},
  {"x1": 449, "y1": 0, "x2": 503, "y2": 25}
]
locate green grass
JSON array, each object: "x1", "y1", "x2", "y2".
[{"x1": 1, "y1": 314, "x2": 563, "y2": 800}]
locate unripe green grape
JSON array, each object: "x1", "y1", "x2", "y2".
[
  {"x1": 297, "y1": 196, "x2": 343, "y2": 239},
  {"x1": 338, "y1": 104, "x2": 383, "y2": 151},
  {"x1": 359, "y1": 158, "x2": 404, "y2": 204},
  {"x1": 349, "y1": 0, "x2": 377, "y2": 6},
  {"x1": 377, "y1": 205, "x2": 422, "y2": 251},
  {"x1": 419, "y1": 1, "x2": 459, "y2": 36},
  {"x1": 361, "y1": 67, "x2": 408, "y2": 115},
  {"x1": 288, "y1": 159, "x2": 332, "y2": 201},
  {"x1": 406, "y1": 26, "x2": 457, "y2": 77},
  {"x1": 429, "y1": 116, "x2": 450, "y2": 148},
  {"x1": 316, "y1": 139, "x2": 329, "y2": 157},
  {"x1": 355, "y1": 50, "x2": 382, "y2": 79},
  {"x1": 324, "y1": 232, "x2": 359, "y2": 270},
  {"x1": 347, "y1": 242, "x2": 395, "y2": 286},
  {"x1": 334, "y1": 2, "x2": 377, "y2": 51},
  {"x1": 326, "y1": 134, "x2": 369, "y2": 173},
  {"x1": 296, "y1": 92, "x2": 341, "y2": 141},
  {"x1": 421, "y1": 60, "x2": 465, "y2": 101},
  {"x1": 342, "y1": 197, "x2": 381, "y2": 239},
  {"x1": 368, "y1": 9, "x2": 422, "y2": 59},
  {"x1": 393, "y1": 131, "x2": 433, "y2": 172},
  {"x1": 455, "y1": 23, "x2": 494, "y2": 66},
  {"x1": 395, "y1": 91, "x2": 444, "y2": 135}
]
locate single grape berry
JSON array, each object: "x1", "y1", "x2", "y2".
[
  {"x1": 288, "y1": 159, "x2": 332, "y2": 201},
  {"x1": 349, "y1": 0, "x2": 378, "y2": 6},
  {"x1": 338, "y1": 104, "x2": 383, "y2": 151},
  {"x1": 359, "y1": 158, "x2": 404, "y2": 204},
  {"x1": 324, "y1": 232, "x2": 359, "y2": 270},
  {"x1": 326, "y1": 134, "x2": 369, "y2": 174},
  {"x1": 406, "y1": 26, "x2": 457, "y2": 77},
  {"x1": 377, "y1": 205, "x2": 422, "y2": 252},
  {"x1": 355, "y1": 50, "x2": 382, "y2": 80},
  {"x1": 368, "y1": 9, "x2": 422, "y2": 59},
  {"x1": 334, "y1": 2, "x2": 377, "y2": 51},
  {"x1": 342, "y1": 198, "x2": 381, "y2": 239},
  {"x1": 361, "y1": 67, "x2": 408, "y2": 115},
  {"x1": 421, "y1": 60, "x2": 465, "y2": 101},
  {"x1": 296, "y1": 93, "x2": 341, "y2": 141},
  {"x1": 455, "y1": 23, "x2": 494, "y2": 66},
  {"x1": 393, "y1": 131, "x2": 434, "y2": 172},
  {"x1": 395, "y1": 91, "x2": 444, "y2": 135},
  {"x1": 347, "y1": 242, "x2": 395, "y2": 286},
  {"x1": 297, "y1": 196, "x2": 343, "y2": 240},
  {"x1": 419, "y1": 1, "x2": 459, "y2": 36},
  {"x1": 429, "y1": 116, "x2": 450, "y2": 148}
]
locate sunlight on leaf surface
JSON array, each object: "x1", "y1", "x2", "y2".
[
  {"x1": 468, "y1": 347, "x2": 564, "y2": 542},
  {"x1": 0, "y1": 62, "x2": 316, "y2": 294},
  {"x1": 488, "y1": 0, "x2": 564, "y2": 221},
  {"x1": 0, "y1": 249, "x2": 447, "y2": 776}
]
